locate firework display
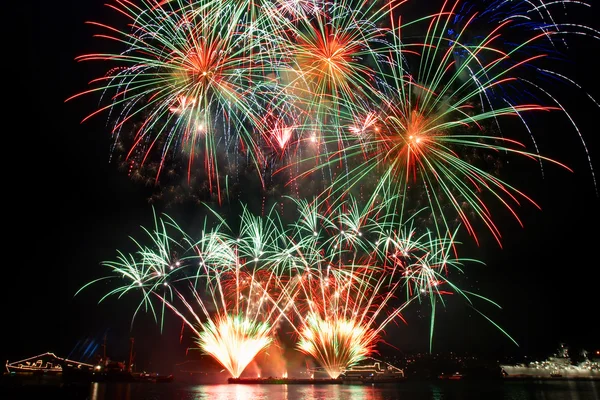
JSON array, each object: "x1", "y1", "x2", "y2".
[
  {"x1": 85, "y1": 196, "x2": 509, "y2": 377},
  {"x1": 73, "y1": 0, "x2": 597, "y2": 379}
]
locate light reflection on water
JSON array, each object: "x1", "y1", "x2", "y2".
[
  {"x1": 184, "y1": 384, "x2": 395, "y2": 400},
  {"x1": 87, "y1": 381, "x2": 600, "y2": 400}
]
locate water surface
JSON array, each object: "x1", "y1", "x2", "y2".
[
  {"x1": 87, "y1": 380, "x2": 600, "y2": 400},
  {"x1": 3, "y1": 380, "x2": 599, "y2": 400}
]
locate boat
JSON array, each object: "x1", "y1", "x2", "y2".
[
  {"x1": 500, "y1": 344, "x2": 600, "y2": 379},
  {"x1": 91, "y1": 361, "x2": 136, "y2": 383},
  {"x1": 132, "y1": 372, "x2": 174, "y2": 383},
  {"x1": 90, "y1": 364, "x2": 174, "y2": 383},
  {"x1": 5, "y1": 352, "x2": 95, "y2": 376},
  {"x1": 4, "y1": 352, "x2": 95, "y2": 386},
  {"x1": 341, "y1": 357, "x2": 406, "y2": 384},
  {"x1": 438, "y1": 372, "x2": 463, "y2": 380},
  {"x1": 174, "y1": 356, "x2": 230, "y2": 383},
  {"x1": 4, "y1": 338, "x2": 173, "y2": 385},
  {"x1": 91, "y1": 337, "x2": 173, "y2": 383},
  {"x1": 89, "y1": 336, "x2": 136, "y2": 382}
]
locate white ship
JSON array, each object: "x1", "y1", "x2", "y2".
[
  {"x1": 500, "y1": 344, "x2": 600, "y2": 379},
  {"x1": 5, "y1": 352, "x2": 94, "y2": 374},
  {"x1": 341, "y1": 357, "x2": 405, "y2": 383}
]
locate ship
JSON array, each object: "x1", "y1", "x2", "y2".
[
  {"x1": 173, "y1": 354, "x2": 231, "y2": 384},
  {"x1": 500, "y1": 344, "x2": 600, "y2": 379},
  {"x1": 5, "y1": 352, "x2": 94, "y2": 375},
  {"x1": 91, "y1": 337, "x2": 173, "y2": 383},
  {"x1": 4, "y1": 352, "x2": 95, "y2": 386},
  {"x1": 341, "y1": 357, "x2": 405, "y2": 384},
  {"x1": 438, "y1": 372, "x2": 463, "y2": 380},
  {"x1": 4, "y1": 337, "x2": 173, "y2": 384}
]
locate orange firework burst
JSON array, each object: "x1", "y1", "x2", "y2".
[{"x1": 286, "y1": 261, "x2": 411, "y2": 379}]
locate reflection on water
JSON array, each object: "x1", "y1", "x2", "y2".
[
  {"x1": 89, "y1": 383, "x2": 397, "y2": 400},
  {"x1": 84, "y1": 380, "x2": 599, "y2": 400},
  {"x1": 502, "y1": 380, "x2": 599, "y2": 400},
  {"x1": 185, "y1": 384, "x2": 396, "y2": 400}
]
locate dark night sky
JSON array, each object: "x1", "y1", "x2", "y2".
[{"x1": 5, "y1": 1, "x2": 599, "y2": 373}]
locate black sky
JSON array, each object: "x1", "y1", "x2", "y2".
[{"x1": 5, "y1": 1, "x2": 599, "y2": 372}]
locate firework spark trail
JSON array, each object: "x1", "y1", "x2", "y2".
[
  {"x1": 290, "y1": 266, "x2": 408, "y2": 379},
  {"x1": 69, "y1": 0, "x2": 599, "y2": 227},
  {"x1": 157, "y1": 279, "x2": 286, "y2": 379},
  {"x1": 294, "y1": 0, "x2": 597, "y2": 246},
  {"x1": 76, "y1": 203, "x2": 299, "y2": 378},
  {"x1": 67, "y1": 0, "x2": 284, "y2": 202},
  {"x1": 75, "y1": 208, "x2": 186, "y2": 331},
  {"x1": 272, "y1": 0, "x2": 392, "y2": 112},
  {"x1": 275, "y1": 195, "x2": 500, "y2": 375},
  {"x1": 254, "y1": 0, "x2": 407, "y2": 201},
  {"x1": 159, "y1": 204, "x2": 302, "y2": 378},
  {"x1": 448, "y1": 0, "x2": 600, "y2": 191}
]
